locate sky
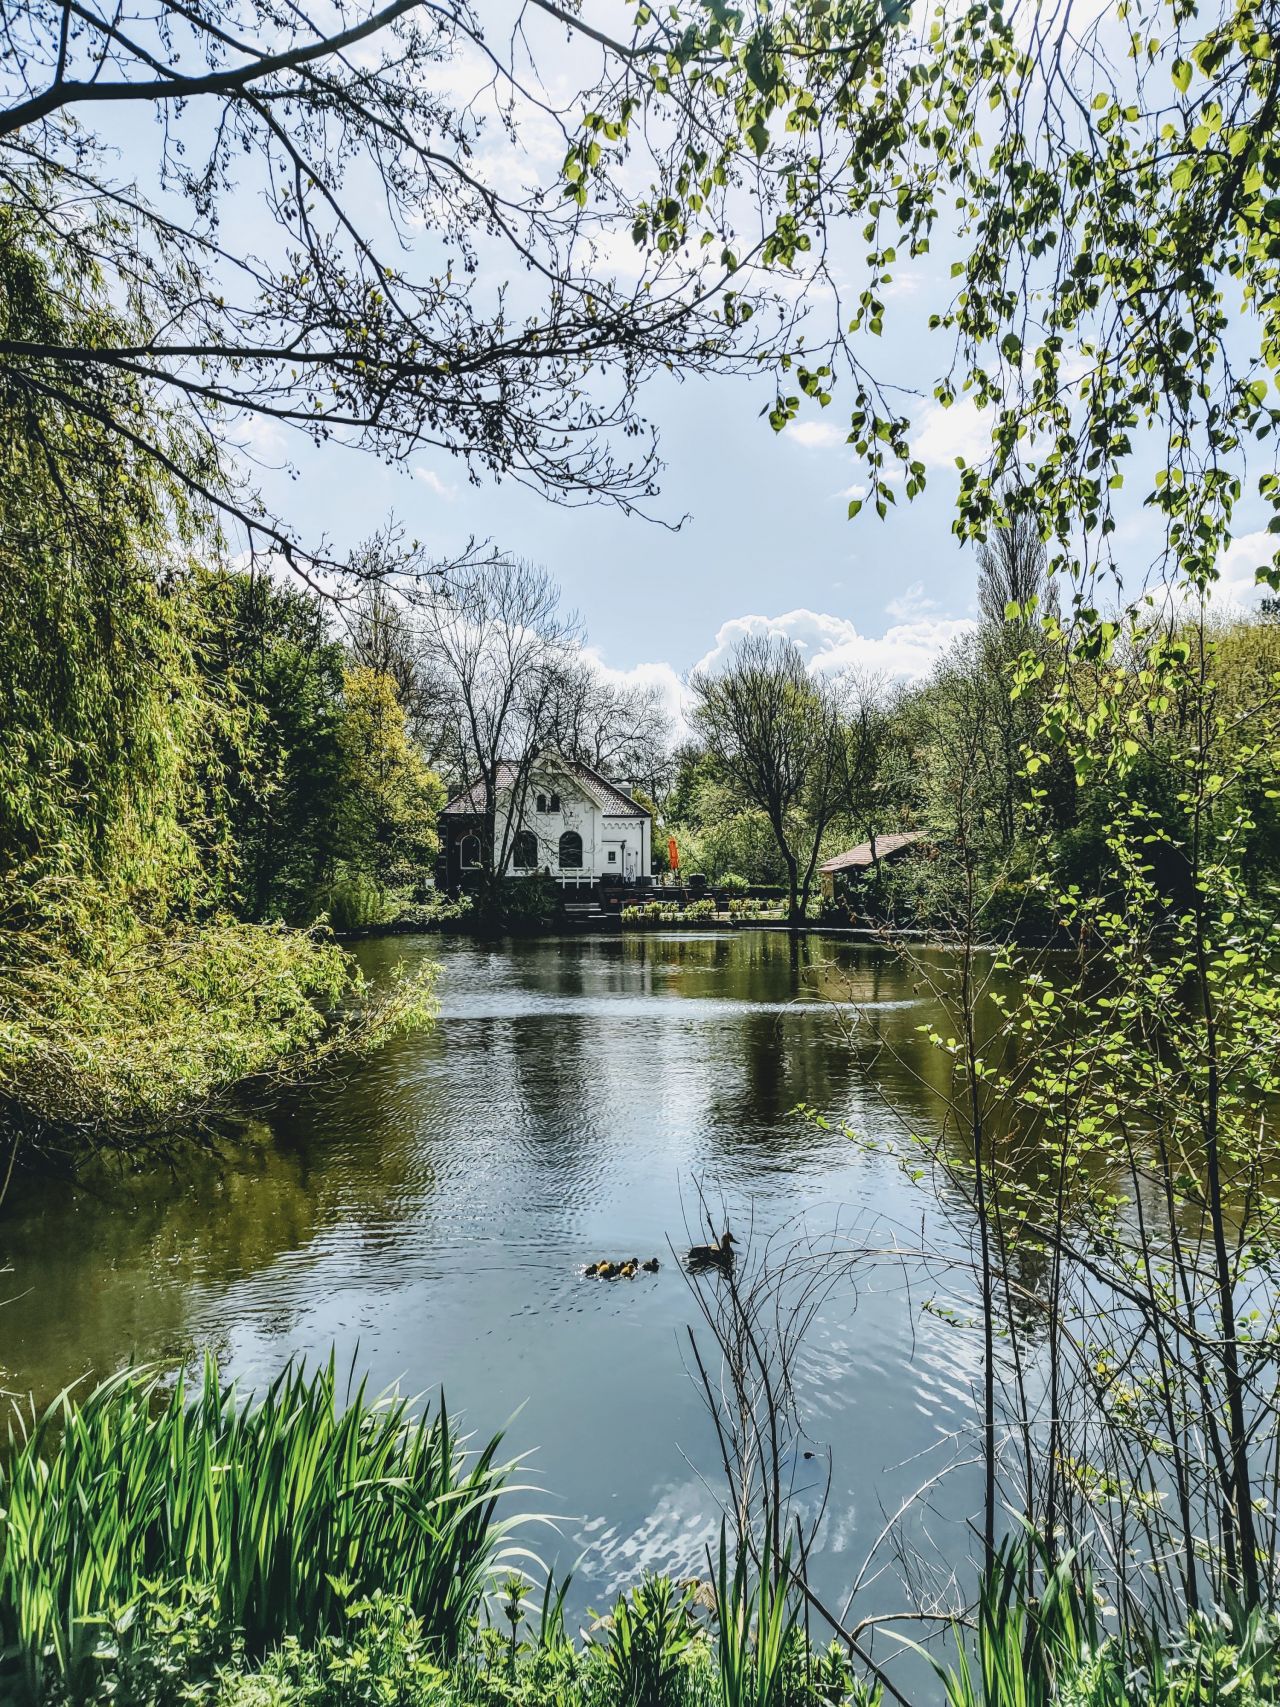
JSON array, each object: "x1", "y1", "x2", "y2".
[
  {"x1": 245, "y1": 297, "x2": 1275, "y2": 731},
  {"x1": 98, "y1": 0, "x2": 1275, "y2": 721},
  {"x1": 246, "y1": 347, "x2": 985, "y2": 711}
]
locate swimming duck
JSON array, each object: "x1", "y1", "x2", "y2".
[
  {"x1": 619, "y1": 1261, "x2": 638, "y2": 1279},
  {"x1": 641, "y1": 1257, "x2": 660, "y2": 1273},
  {"x1": 686, "y1": 1230, "x2": 736, "y2": 1269},
  {"x1": 597, "y1": 1261, "x2": 620, "y2": 1279}
]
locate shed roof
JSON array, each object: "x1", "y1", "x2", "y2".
[
  {"x1": 442, "y1": 758, "x2": 647, "y2": 819},
  {"x1": 818, "y1": 830, "x2": 928, "y2": 874}
]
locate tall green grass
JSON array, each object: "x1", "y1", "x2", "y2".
[
  {"x1": 713, "y1": 1529, "x2": 799, "y2": 1707},
  {"x1": 0, "y1": 1357, "x2": 530, "y2": 1702},
  {"x1": 928, "y1": 1536, "x2": 1280, "y2": 1707}
]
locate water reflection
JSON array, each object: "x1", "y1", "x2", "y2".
[{"x1": 0, "y1": 931, "x2": 1007, "y2": 1641}]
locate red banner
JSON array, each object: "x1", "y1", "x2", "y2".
[{"x1": 667, "y1": 836, "x2": 679, "y2": 870}]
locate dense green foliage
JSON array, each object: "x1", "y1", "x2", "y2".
[
  {"x1": 661, "y1": 604, "x2": 1280, "y2": 938},
  {"x1": 924, "y1": 1540, "x2": 1280, "y2": 1707},
  {"x1": 0, "y1": 1361, "x2": 526, "y2": 1704},
  {"x1": 0, "y1": 883, "x2": 435, "y2": 1145},
  {"x1": 0, "y1": 205, "x2": 221, "y2": 904},
  {"x1": 0, "y1": 210, "x2": 444, "y2": 1153}
]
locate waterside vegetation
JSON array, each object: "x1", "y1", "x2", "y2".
[{"x1": 3, "y1": 1366, "x2": 1280, "y2": 1707}]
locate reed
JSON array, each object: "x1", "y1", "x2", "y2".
[
  {"x1": 0, "y1": 1355, "x2": 529, "y2": 1702},
  {"x1": 713, "y1": 1528, "x2": 799, "y2": 1707}
]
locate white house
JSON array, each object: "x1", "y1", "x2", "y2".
[{"x1": 440, "y1": 757, "x2": 652, "y2": 889}]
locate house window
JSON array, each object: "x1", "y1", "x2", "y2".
[
  {"x1": 549, "y1": 792, "x2": 561, "y2": 812},
  {"x1": 513, "y1": 830, "x2": 537, "y2": 869},
  {"x1": 558, "y1": 830, "x2": 583, "y2": 869},
  {"x1": 536, "y1": 793, "x2": 547, "y2": 813},
  {"x1": 459, "y1": 833, "x2": 481, "y2": 869},
  {"x1": 607, "y1": 849, "x2": 617, "y2": 864}
]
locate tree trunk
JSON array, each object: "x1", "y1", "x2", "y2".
[{"x1": 784, "y1": 850, "x2": 800, "y2": 927}]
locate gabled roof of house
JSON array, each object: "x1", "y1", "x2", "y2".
[
  {"x1": 441, "y1": 758, "x2": 647, "y2": 818},
  {"x1": 819, "y1": 830, "x2": 928, "y2": 874}
]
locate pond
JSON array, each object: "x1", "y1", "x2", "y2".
[{"x1": 0, "y1": 931, "x2": 1003, "y2": 1665}]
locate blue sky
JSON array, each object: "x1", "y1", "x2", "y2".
[
  {"x1": 91, "y1": 0, "x2": 1273, "y2": 712},
  {"x1": 246, "y1": 303, "x2": 1274, "y2": 723},
  {"x1": 248, "y1": 347, "x2": 981, "y2": 676}
]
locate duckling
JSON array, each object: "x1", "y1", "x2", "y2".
[
  {"x1": 619, "y1": 1261, "x2": 638, "y2": 1279},
  {"x1": 686, "y1": 1229, "x2": 737, "y2": 1270},
  {"x1": 641, "y1": 1257, "x2": 660, "y2": 1273},
  {"x1": 597, "y1": 1261, "x2": 620, "y2": 1280}
]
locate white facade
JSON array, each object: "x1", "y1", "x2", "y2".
[
  {"x1": 498, "y1": 761, "x2": 651, "y2": 883},
  {"x1": 442, "y1": 758, "x2": 652, "y2": 886}
]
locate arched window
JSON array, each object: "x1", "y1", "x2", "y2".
[
  {"x1": 558, "y1": 830, "x2": 583, "y2": 869},
  {"x1": 513, "y1": 830, "x2": 537, "y2": 869},
  {"x1": 459, "y1": 833, "x2": 481, "y2": 869},
  {"x1": 549, "y1": 792, "x2": 561, "y2": 812},
  {"x1": 536, "y1": 793, "x2": 548, "y2": 813}
]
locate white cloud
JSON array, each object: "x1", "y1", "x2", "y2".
[
  {"x1": 885, "y1": 580, "x2": 937, "y2": 622},
  {"x1": 582, "y1": 605, "x2": 970, "y2": 749},
  {"x1": 691, "y1": 608, "x2": 971, "y2": 684},
  {"x1": 1216, "y1": 530, "x2": 1279, "y2": 606},
  {"x1": 237, "y1": 412, "x2": 290, "y2": 462},
  {"x1": 882, "y1": 269, "x2": 923, "y2": 300},
  {"x1": 578, "y1": 648, "x2": 691, "y2": 739},
  {"x1": 413, "y1": 467, "x2": 458, "y2": 500},
  {"x1": 784, "y1": 419, "x2": 847, "y2": 450},
  {"x1": 835, "y1": 482, "x2": 867, "y2": 503},
  {"x1": 913, "y1": 398, "x2": 994, "y2": 469}
]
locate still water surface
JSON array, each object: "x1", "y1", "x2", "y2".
[{"x1": 1, "y1": 932, "x2": 996, "y2": 1646}]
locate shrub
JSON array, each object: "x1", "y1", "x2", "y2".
[
  {"x1": 386, "y1": 891, "x2": 475, "y2": 930},
  {"x1": 215, "y1": 1595, "x2": 451, "y2": 1707},
  {"x1": 682, "y1": 899, "x2": 717, "y2": 920},
  {"x1": 718, "y1": 873, "x2": 750, "y2": 894},
  {"x1": 622, "y1": 902, "x2": 681, "y2": 923},
  {"x1": 0, "y1": 876, "x2": 438, "y2": 1148},
  {"x1": 727, "y1": 899, "x2": 783, "y2": 920},
  {"x1": 322, "y1": 871, "x2": 391, "y2": 931},
  {"x1": 597, "y1": 1575, "x2": 701, "y2": 1707},
  {"x1": 471, "y1": 875, "x2": 560, "y2": 932}
]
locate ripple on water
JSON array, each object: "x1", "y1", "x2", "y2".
[{"x1": 0, "y1": 932, "x2": 994, "y2": 1631}]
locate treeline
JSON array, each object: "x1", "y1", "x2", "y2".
[
  {"x1": 0, "y1": 213, "x2": 446, "y2": 1156},
  {"x1": 5, "y1": 566, "x2": 445, "y2": 932},
  {"x1": 660, "y1": 523, "x2": 1280, "y2": 935}
]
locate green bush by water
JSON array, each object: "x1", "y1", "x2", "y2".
[
  {"x1": 0, "y1": 1360, "x2": 527, "y2": 1703},
  {"x1": 323, "y1": 872, "x2": 392, "y2": 930},
  {"x1": 923, "y1": 1538, "x2": 1280, "y2": 1707},
  {"x1": 46, "y1": 1570, "x2": 875, "y2": 1707}
]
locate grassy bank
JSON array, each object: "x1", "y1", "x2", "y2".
[{"x1": 2, "y1": 1364, "x2": 1279, "y2": 1707}]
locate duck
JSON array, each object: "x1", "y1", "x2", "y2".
[
  {"x1": 686, "y1": 1229, "x2": 736, "y2": 1269},
  {"x1": 619, "y1": 1260, "x2": 638, "y2": 1279},
  {"x1": 641, "y1": 1257, "x2": 660, "y2": 1273}
]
